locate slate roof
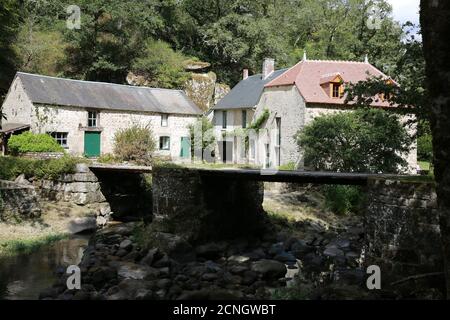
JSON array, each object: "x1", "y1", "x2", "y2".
[
  {"x1": 213, "y1": 68, "x2": 288, "y2": 110},
  {"x1": 266, "y1": 60, "x2": 393, "y2": 107},
  {"x1": 15, "y1": 72, "x2": 202, "y2": 115}
]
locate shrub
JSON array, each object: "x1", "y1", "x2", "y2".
[
  {"x1": 113, "y1": 124, "x2": 156, "y2": 165},
  {"x1": 417, "y1": 133, "x2": 433, "y2": 162},
  {"x1": 97, "y1": 153, "x2": 119, "y2": 164},
  {"x1": 8, "y1": 132, "x2": 64, "y2": 155},
  {"x1": 323, "y1": 185, "x2": 365, "y2": 215},
  {"x1": 278, "y1": 162, "x2": 296, "y2": 171},
  {"x1": 0, "y1": 155, "x2": 79, "y2": 180},
  {"x1": 296, "y1": 108, "x2": 411, "y2": 173}
]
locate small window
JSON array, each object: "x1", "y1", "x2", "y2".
[
  {"x1": 222, "y1": 111, "x2": 227, "y2": 129},
  {"x1": 250, "y1": 139, "x2": 256, "y2": 160},
  {"x1": 242, "y1": 110, "x2": 247, "y2": 128},
  {"x1": 161, "y1": 114, "x2": 168, "y2": 127},
  {"x1": 159, "y1": 136, "x2": 170, "y2": 150},
  {"x1": 88, "y1": 111, "x2": 98, "y2": 127},
  {"x1": 275, "y1": 117, "x2": 281, "y2": 146},
  {"x1": 49, "y1": 132, "x2": 68, "y2": 148},
  {"x1": 332, "y1": 83, "x2": 343, "y2": 98}
]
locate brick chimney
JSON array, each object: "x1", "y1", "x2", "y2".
[
  {"x1": 243, "y1": 69, "x2": 249, "y2": 80},
  {"x1": 262, "y1": 58, "x2": 275, "y2": 79}
]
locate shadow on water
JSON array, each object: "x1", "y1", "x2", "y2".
[{"x1": 0, "y1": 234, "x2": 90, "y2": 300}]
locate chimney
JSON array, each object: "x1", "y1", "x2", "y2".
[
  {"x1": 262, "y1": 58, "x2": 275, "y2": 79},
  {"x1": 364, "y1": 54, "x2": 369, "y2": 63},
  {"x1": 243, "y1": 69, "x2": 249, "y2": 80}
]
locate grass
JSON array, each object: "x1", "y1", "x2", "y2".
[
  {"x1": 418, "y1": 161, "x2": 430, "y2": 171},
  {"x1": 0, "y1": 201, "x2": 97, "y2": 258},
  {"x1": 0, "y1": 233, "x2": 68, "y2": 258}
]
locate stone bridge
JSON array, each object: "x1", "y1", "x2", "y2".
[{"x1": 89, "y1": 164, "x2": 440, "y2": 288}]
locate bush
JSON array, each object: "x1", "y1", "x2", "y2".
[
  {"x1": 0, "y1": 155, "x2": 79, "y2": 180},
  {"x1": 278, "y1": 162, "x2": 296, "y2": 171},
  {"x1": 296, "y1": 109, "x2": 411, "y2": 173},
  {"x1": 114, "y1": 125, "x2": 156, "y2": 165},
  {"x1": 417, "y1": 133, "x2": 433, "y2": 162},
  {"x1": 8, "y1": 132, "x2": 64, "y2": 155},
  {"x1": 323, "y1": 185, "x2": 365, "y2": 215},
  {"x1": 97, "y1": 153, "x2": 120, "y2": 164}
]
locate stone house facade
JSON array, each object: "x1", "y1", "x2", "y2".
[
  {"x1": 1, "y1": 73, "x2": 202, "y2": 160},
  {"x1": 212, "y1": 57, "x2": 418, "y2": 173}
]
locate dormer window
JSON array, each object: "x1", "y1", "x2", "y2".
[
  {"x1": 320, "y1": 73, "x2": 345, "y2": 99},
  {"x1": 332, "y1": 83, "x2": 342, "y2": 98}
]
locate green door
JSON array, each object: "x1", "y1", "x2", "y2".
[
  {"x1": 84, "y1": 132, "x2": 101, "y2": 157},
  {"x1": 180, "y1": 137, "x2": 190, "y2": 158}
]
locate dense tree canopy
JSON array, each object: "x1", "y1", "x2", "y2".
[
  {"x1": 0, "y1": 0, "x2": 21, "y2": 97},
  {"x1": 0, "y1": 0, "x2": 421, "y2": 91}
]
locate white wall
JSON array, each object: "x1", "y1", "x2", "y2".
[
  {"x1": 7, "y1": 101, "x2": 197, "y2": 160},
  {"x1": 254, "y1": 85, "x2": 306, "y2": 167},
  {"x1": 2, "y1": 77, "x2": 34, "y2": 125},
  {"x1": 212, "y1": 108, "x2": 254, "y2": 163}
]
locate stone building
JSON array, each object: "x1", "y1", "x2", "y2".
[
  {"x1": 1, "y1": 72, "x2": 202, "y2": 160},
  {"x1": 212, "y1": 56, "x2": 418, "y2": 173}
]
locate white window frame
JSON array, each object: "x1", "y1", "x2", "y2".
[
  {"x1": 88, "y1": 111, "x2": 98, "y2": 127},
  {"x1": 49, "y1": 132, "x2": 68, "y2": 148},
  {"x1": 161, "y1": 114, "x2": 169, "y2": 127},
  {"x1": 159, "y1": 136, "x2": 170, "y2": 150}
]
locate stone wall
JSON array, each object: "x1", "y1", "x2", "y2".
[
  {"x1": 152, "y1": 166, "x2": 267, "y2": 243},
  {"x1": 364, "y1": 178, "x2": 443, "y2": 293},
  {"x1": 32, "y1": 164, "x2": 111, "y2": 226},
  {"x1": 20, "y1": 152, "x2": 65, "y2": 160},
  {"x1": 0, "y1": 180, "x2": 41, "y2": 219}
]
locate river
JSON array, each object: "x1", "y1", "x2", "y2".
[{"x1": 0, "y1": 234, "x2": 90, "y2": 300}]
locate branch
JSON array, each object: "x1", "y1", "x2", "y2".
[{"x1": 390, "y1": 272, "x2": 444, "y2": 286}]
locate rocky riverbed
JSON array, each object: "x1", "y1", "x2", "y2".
[{"x1": 40, "y1": 213, "x2": 367, "y2": 300}]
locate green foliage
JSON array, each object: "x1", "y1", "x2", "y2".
[
  {"x1": 113, "y1": 124, "x2": 156, "y2": 165},
  {"x1": 131, "y1": 40, "x2": 190, "y2": 89},
  {"x1": 8, "y1": 132, "x2": 64, "y2": 155},
  {"x1": 296, "y1": 108, "x2": 411, "y2": 173},
  {"x1": 0, "y1": 0, "x2": 20, "y2": 96},
  {"x1": 323, "y1": 185, "x2": 365, "y2": 215},
  {"x1": 0, "y1": 155, "x2": 80, "y2": 181},
  {"x1": 97, "y1": 153, "x2": 120, "y2": 164},
  {"x1": 14, "y1": 28, "x2": 66, "y2": 76},
  {"x1": 0, "y1": 234, "x2": 68, "y2": 258},
  {"x1": 417, "y1": 134, "x2": 433, "y2": 162},
  {"x1": 188, "y1": 116, "x2": 216, "y2": 161},
  {"x1": 63, "y1": 0, "x2": 164, "y2": 83},
  {"x1": 249, "y1": 109, "x2": 270, "y2": 131},
  {"x1": 278, "y1": 162, "x2": 296, "y2": 171}
]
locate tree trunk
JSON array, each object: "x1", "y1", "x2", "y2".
[{"x1": 420, "y1": 0, "x2": 450, "y2": 298}]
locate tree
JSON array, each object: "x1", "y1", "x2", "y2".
[
  {"x1": 0, "y1": 0, "x2": 20, "y2": 98},
  {"x1": 63, "y1": 0, "x2": 164, "y2": 83},
  {"x1": 13, "y1": 0, "x2": 67, "y2": 77},
  {"x1": 420, "y1": 0, "x2": 450, "y2": 297},
  {"x1": 131, "y1": 40, "x2": 190, "y2": 89},
  {"x1": 188, "y1": 116, "x2": 215, "y2": 161},
  {"x1": 296, "y1": 108, "x2": 411, "y2": 173}
]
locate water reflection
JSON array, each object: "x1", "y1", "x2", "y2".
[{"x1": 0, "y1": 234, "x2": 90, "y2": 300}]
